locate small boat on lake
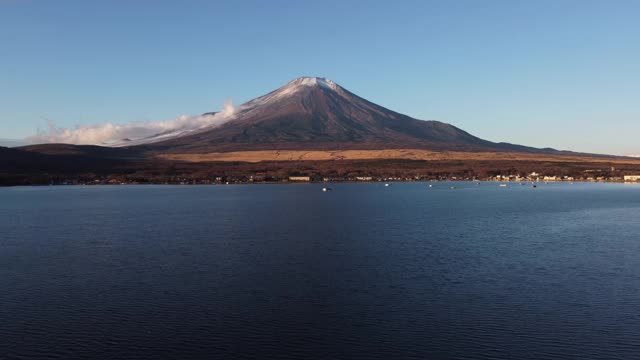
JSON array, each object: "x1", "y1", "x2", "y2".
[{"x1": 322, "y1": 187, "x2": 332, "y2": 192}]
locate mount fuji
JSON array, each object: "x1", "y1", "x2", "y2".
[{"x1": 133, "y1": 77, "x2": 537, "y2": 153}]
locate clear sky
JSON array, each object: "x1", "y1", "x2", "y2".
[{"x1": 1, "y1": 0, "x2": 638, "y2": 155}]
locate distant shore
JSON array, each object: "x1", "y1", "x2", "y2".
[
  {"x1": 4, "y1": 147, "x2": 640, "y2": 187},
  {"x1": 3, "y1": 178, "x2": 638, "y2": 188}
]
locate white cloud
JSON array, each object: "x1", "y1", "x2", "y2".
[{"x1": 26, "y1": 100, "x2": 236, "y2": 146}]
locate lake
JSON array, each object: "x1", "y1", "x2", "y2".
[{"x1": 1, "y1": 182, "x2": 640, "y2": 359}]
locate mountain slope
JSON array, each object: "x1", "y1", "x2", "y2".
[{"x1": 143, "y1": 77, "x2": 534, "y2": 153}]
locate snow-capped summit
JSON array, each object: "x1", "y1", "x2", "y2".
[
  {"x1": 246, "y1": 77, "x2": 344, "y2": 106},
  {"x1": 287, "y1": 77, "x2": 339, "y2": 91}
]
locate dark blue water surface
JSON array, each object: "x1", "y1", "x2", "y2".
[{"x1": 1, "y1": 182, "x2": 640, "y2": 360}]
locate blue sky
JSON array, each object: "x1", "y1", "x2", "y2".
[{"x1": 1, "y1": 0, "x2": 638, "y2": 155}]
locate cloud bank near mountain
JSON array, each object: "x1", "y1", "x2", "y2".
[{"x1": 26, "y1": 101, "x2": 236, "y2": 146}]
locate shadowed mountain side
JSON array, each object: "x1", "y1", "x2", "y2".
[
  {"x1": 18, "y1": 144, "x2": 144, "y2": 158},
  {"x1": 0, "y1": 146, "x2": 134, "y2": 175}
]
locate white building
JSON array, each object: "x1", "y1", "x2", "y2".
[
  {"x1": 624, "y1": 175, "x2": 640, "y2": 182},
  {"x1": 289, "y1": 176, "x2": 310, "y2": 181}
]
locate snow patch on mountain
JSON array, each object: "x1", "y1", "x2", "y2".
[{"x1": 293, "y1": 77, "x2": 338, "y2": 91}]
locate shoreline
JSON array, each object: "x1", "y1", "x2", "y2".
[{"x1": 3, "y1": 179, "x2": 638, "y2": 188}]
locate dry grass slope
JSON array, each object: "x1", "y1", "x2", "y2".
[{"x1": 158, "y1": 149, "x2": 640, "y2": 164}]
